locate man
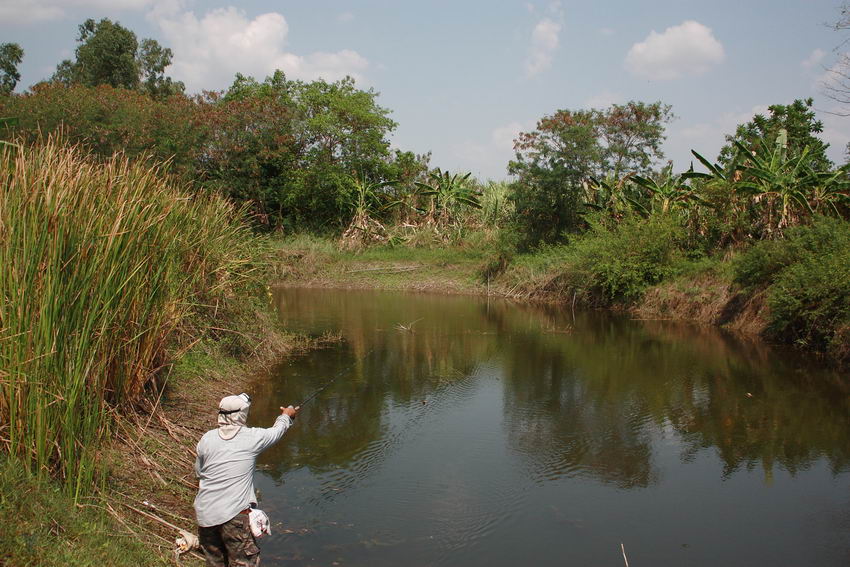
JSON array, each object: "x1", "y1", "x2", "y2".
[{"x1": 194, "y1": 392, "x2": 300, "y2": 567}]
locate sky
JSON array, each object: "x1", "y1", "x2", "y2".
[{"x1": 2, "y1": 0, "x2": 850, "y2": 180}]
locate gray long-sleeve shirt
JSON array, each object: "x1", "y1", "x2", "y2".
[{"x1": 193, "y1": 414, "x2": 293, "y2": 527}]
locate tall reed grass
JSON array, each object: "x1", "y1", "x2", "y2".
[{"x1": 0, "y1": 140, "x2": 256, "y2": 497}]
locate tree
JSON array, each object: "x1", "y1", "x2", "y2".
[
  {"x1": 508, "y1": 101, "x2": 673, "y2": 245},
  {"x1": 718, "y1": 98, "x2": 832, "y2": 171},
  {"x1": 601, "y1": 101, "x2": 674, "y2": 178},
  {"x1": 824, "y1": 4, "x2": 850, "y2": 113},
  {"x1": 0, "y1": 82, "x2": 201, "y2": 175},
  {"x1": 51, "y1": 18, "x2": 182, "y2": 96},
  {"x1": 138, "y1": 38, "x2": 184, "y2": 98},
  {"x1": 0, "y1": 43, "x2": 23, "y2": 95},
  {"x1": 74, "y1": 18, "x2": 140, "y2": 89},
  {"x1": 197, "y1": 71, "x2": 398, "y2": 230}
]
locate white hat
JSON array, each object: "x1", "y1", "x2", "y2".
[{"x1": 217, "y1": 393, "x2": 251, "y2": 440}]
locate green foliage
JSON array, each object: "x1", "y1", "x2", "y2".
[
  {"x1": 508, "y1": 100, "x2": 673, "y2": 246},
  {"x1": 0, "y1": 140, "x2": 260, "y2": 495},
  {"x1": 734, "y1": 217, "x2": 850, "y2": 359},
  {"x1": 566, "y1": 214, "x2": 690, "y2": 302},
  {"x1": 414, "y1": 169, "x2": 481, "y2": 221},
  {"x1": 137, "y1": 38, "x2": 183, "y2": 98},
  {"x1": 0, "y1": 69, "x2": 406, "y2": 231},
  {"x1": 733, "y1": 129, "x2": 849, "y2": 236},
  {"x1": 0, "y1": 43, "x2": 23, "y2": 95},
  {"x1": 0, "y1": 82, "x2": 201, "y2": 175},
  {"x1": 0, "y1": 457, "x2": 165, "y2": 567},
  {"x1": 732, "y1": 239, "x2": 793, "y2": 289},
  {"x1": 719, "y1": 98, "x2": 832, "y2": 170},
  {"x1": 477, "y1": 180, "x2": 514, "y2": 226},
  {"x1": 51, "y1": 18, "x2": 183, "y2": 97},
  {"x1": 631, "y1": 163, "x2": 707, "y2": 215},
  {"x1": 200, "y1": 71, "x2": 398, "y2": 230}
]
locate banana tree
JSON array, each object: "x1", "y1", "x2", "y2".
[
  {"x1": 630, "y1": 163, "x2": 707, "y2": 216},
  {"x1": 806, "y1": 166, "x2": 850, "y2": 217},
  {"x1": 413, "y1": 169, "x2": 481, "y2": 226},
  {"x1": 340, "y1": 175, "x2": 399, "y2": 247},
  {"x1": 732, "y1": 129, "x2": 819, "y2": 235},
  {"x1": 583, "y1": 173, "x2": 637, "y2": 219}
]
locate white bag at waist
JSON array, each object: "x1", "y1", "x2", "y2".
[{"x1": 248, "y1": 508, "x2": 271, "y2": 538}]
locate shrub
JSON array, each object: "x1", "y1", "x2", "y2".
[
  {"x1": 567, "y1": 213, "x2": 690, "y2": 303},
  {"x1": 732, "y1": 239, "x2": 795, "y2": 289},
  {"x1": 766, "y1": 219, "x2": 850, "y2": 357},
  {"x1": 734, "y1": 217, "x2": 850, "y2": 359}
]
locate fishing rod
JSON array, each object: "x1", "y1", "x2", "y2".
[{"x1": 297, "y1": 348, "x2": 374, "y2": 407}]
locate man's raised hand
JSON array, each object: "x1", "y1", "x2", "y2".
[{"x1": 281, "y1": 405, "x2": 300, "y2": 418}]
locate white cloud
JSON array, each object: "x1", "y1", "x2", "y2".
[
  {"x1": 525, "y1": 17, "x2": 561, "y2": 77},
  {"x1": 151, "y1": 6, "x2": 369, "y2": 92},
  {"x1": 0, "y1": 0, "x2": 62, "y2": 22},
  {"x1": 625, "y1": 20, "x2": 724, "y2": 80},
  {"x1": 802, "y1": 48, "x2": 826, "y2": 69},
  {"x1": 600, "y1": 27, "x2": 615, "y2": 37},
  {"x1": 337, "y1": 12, "x2": 354, "y2": 23}
]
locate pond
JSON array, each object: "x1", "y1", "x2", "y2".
[{"x1": 247, "y1": 287, "x2": 850, "y2": 566}]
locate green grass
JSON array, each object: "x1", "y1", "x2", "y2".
[
  {"x1": 277, "y1": 232, "x2": 495, "y2": 293},
  {"x1": 0, "y1": 140, "x2": 262, "y2": 496},
  {"x1": 0, "y1": 457, "x2": 167, "y2": 567}
]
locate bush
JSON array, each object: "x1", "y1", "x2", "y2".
[
  {"x1": 566, "y1": 213, "x2": 690, "y2": 303},
  {"x1": 732, "y1": 239, "x2": 795, "y2": 289},
  {"x1": 734, "y1": 217, "x2": 850, "y2": 359},
  {"x1": 769, "y1": 219, "x2": 849, "y2": 357}
]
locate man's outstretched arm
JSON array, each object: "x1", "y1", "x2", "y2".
[{"x1": 253, "y1": 405, "x2": 300, "y2": 452}]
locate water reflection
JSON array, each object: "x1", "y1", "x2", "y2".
[
  {"x1": 246, "y1": 287, "x2": 850, "y2": 566},
  {"x1": 261, "y1": 288, "x2": 850, "y2": 486}
]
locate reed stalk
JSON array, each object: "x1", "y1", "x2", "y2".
[{"x1": 0, "y1": 139, "x2": 256, "y2": 498}]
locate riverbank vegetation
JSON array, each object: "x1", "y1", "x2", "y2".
[
  {"x1": 0, "y1": 138, "x2": 305, "y2": 565},
  {"x1": 1, "y1": 13, "x2": 850, "y2": 565}
]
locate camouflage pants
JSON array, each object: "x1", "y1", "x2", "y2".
[{"x1": 198, "y1": 514, "x2": 260, "y2": 567}]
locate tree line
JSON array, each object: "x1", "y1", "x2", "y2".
[{"x1": 1, "y1": 17, "x2": 848, "y2": 245}]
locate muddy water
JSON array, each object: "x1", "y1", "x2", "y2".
[{"x1": 246, "y1": 288, "x2": 850, "y2": 567}]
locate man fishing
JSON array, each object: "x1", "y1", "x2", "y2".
[{"x1": 194, "y1": 393, "x2": 300, "y2": 567}]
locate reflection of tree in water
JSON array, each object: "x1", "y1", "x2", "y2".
[
  {"x1": 494, "y1": 311, "x2": 656, "y2": 489},
  {"x1": 491, "y1": 302, "x2": 850, "y2": 485},
  {"x1": 257, "y1": 289, "x2": 850, "y2": 489},
  {"x1": 255, "y1": 290, "x2": 500, "y2": 480}
]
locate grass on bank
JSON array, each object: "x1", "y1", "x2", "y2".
[
  {"x1": 278, "y1": 214, "x2": 850, "y2": 364},
  {"x1": 0, "y1": 456, "x2": 169, "y2": 567},
  {"x1": 0, "y1": 140, "x2": 263, "y2": 497},
  {"x1": 277, "y1": 232, "x2": 496, "y2": 293}
]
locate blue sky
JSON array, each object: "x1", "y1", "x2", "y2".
[{"x1": 2, "y1": 0, "x2": 849, "y2": 179}]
